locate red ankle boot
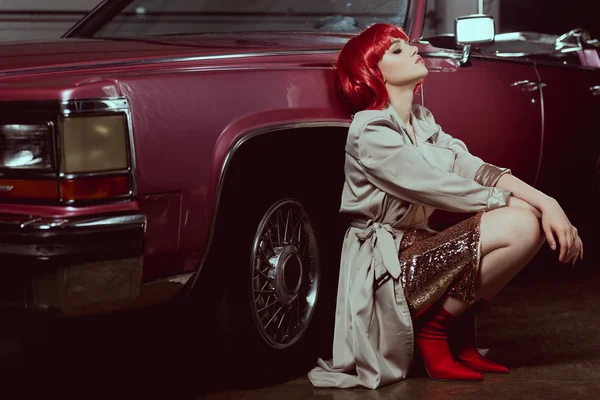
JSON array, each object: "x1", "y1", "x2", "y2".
[
  {"x1": 415, "y1": 307, "x2": 483, "y2": 381},
  {"x1": 452, "y1": 308, "x2": 509, "y2": 373}
]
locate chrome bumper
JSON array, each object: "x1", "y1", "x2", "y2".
[{"x1": 0, "y1": 212, "x2": 145, "y2": 316}]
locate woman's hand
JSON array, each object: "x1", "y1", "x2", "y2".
[{"x1": 540, "y1": 198, "x2": 584, "y2": 265}]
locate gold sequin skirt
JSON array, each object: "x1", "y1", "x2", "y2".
[{"x1": 396, "y1": 212, "x2": 484, "y2": 318}]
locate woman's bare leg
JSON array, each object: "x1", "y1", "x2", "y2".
[{"x1": 442, "y1": 207, "x2": 545, "y2": 315}]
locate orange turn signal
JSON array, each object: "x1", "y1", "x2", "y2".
[
  {"x1": 0, "y1": 179, "x2": 58, "y2": 200},
  {"x1": 60, "y1": 175, "x2": 130, "y2": 201}
]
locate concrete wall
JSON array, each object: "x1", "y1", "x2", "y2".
[{"x1": 0, "y1": 0, "x2": 100, "y2": 41}]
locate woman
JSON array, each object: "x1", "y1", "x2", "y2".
[{"x1": 308, "y1": 24, "x2": 583, "y2": 389}]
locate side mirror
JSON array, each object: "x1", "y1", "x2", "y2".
[
  {"x1": 454, "y1": 14, "x2": 495, "y2": 67},
  {"x1": 455, "y1": 14, "x2": 495, "y2": 45}
]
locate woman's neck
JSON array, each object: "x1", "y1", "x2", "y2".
[{"x1": 386, "y1": 85, "x2": 415, "y2": 126}]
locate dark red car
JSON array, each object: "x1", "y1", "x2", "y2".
[{"x1": 0, "y1": 0, "x2": 598, "y2": 372}]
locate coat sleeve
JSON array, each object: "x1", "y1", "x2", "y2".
[
  {"x1": 434, "y1": 127, "x2": 512, "y2": 187},
  {"x1": 425, "y1": 114, "x2": 512, "y2": 187},
  {"x1": 357, "y1": 118, "x2": 511, "y2": 213}
]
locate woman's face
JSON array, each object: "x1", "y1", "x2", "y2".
[{"x1": 378, "y1": 37, "x2": 428, "y2": 89}]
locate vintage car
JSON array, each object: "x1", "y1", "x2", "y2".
[{"x1": 0, "y1": 0, "x2": 598, "y2": 373}]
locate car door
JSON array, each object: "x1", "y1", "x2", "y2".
[
  {"x1": 534, "y1": 63, "x2": 600, "y2": 229},
  {"x1": 419, "y1": 53, "x2": 543, "y2": 226}
]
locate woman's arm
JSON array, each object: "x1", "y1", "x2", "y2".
[
  {"x1": 506, "y1": 195, "x2": 542, "y2": 219},
  {"x1": 356, "y1": 118, "x2": 512, "y2": 214},
  {"x1": 496, "y1": 174, "x2": 583, "y2": 264},
  {"x1": 495, "y1": 174, "x2": 551, "y2": 212},
  {"x1": 416, "y1": 106, "x2": 512, "y2": 186}
]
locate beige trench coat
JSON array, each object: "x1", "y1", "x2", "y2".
[{"x1": 308, "y1": 104, "x2": 512, "y2": 389}]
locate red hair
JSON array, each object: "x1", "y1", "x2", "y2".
[{"x1": 336, "y1": 24, "x2": 419, "y2": 111}]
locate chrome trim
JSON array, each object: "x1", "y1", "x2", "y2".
[
  {"x1": 188, "y1": 121, "x2": 350, "y2": 292},
  {"x1": 494, "y1": 52, "x2": 529, "y2": 58},
  {"x1": 57, "y1": 97, "x2": 137, "y2": 203},
  {"x1": 0, "y1": 186, "x2": 14, "y2": 192},
  {"x1": 457, "y1": 44, "x2": 473, "y2": 68},
  {"x1": 533, "y1": 67, "x2": 545, "y2": 188},
  {"x1": 61, "y1": 0, "x2": 112, "y2": 38},
  {"x1": 591, "y1": 85, "x2": 600, "y2": 96},
  {"x1": 0, "y1": 214, "x2": 34, "y2": 227},
  {"x1": 511, "y1": 80, "x2": 532, "y2": 87},
  {"x1": 19, "y1": 218, "x2": 43, "y2": 229},
  {"x1": 420, "y1": 50, "x2": 599, "y2": 70},
  {"x1": 124, "y1": 103, "x2": 138, "y2": 197},
  {"x1": 56, "y1": 122, "x2": 63, "y2": 201},
  {"x1": 0, "y1": 49, "x2": 341, "y2": 79},
  {"x1": 59, "y1": 169, "x2": 131, "y2": 180},
  {"x1": 60, "y1": 193, "x2": 134, "y2": 206},
  {"x1": 0, "y1": 98, "x2": 136, "y2": 204},
  {"x1": 0, "y1": 212, "x2": 146, "y2": 232},
  {"x1": 511, "y1": 80, "x2": 547, "y2": 92},
  {"x1": 65, "y1": 213, "x2": 145, "y2": 229},
  {"x1": 0, "y1": 209, "x2": 146, "y2": 307},
  {"x1": 29, "y1": 220, "x2": 69, "y2": 230},
  {"x1": 420, "y1": 51, "x2": 462, "y2": 60},
  {"x1": 555, "y1": 28, "x2": 591, "y2": 52},
  {"x1": 61, "y1": 98, "x2": 129, "y2": 115}
]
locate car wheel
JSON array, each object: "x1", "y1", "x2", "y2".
[
  {"x1": 248, "y1": 198, "x2": 321, "y2": 351},
  {"x1": 212, "y1": 196, "x2": 328, "y2": 384}
]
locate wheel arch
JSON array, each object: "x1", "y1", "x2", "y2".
[{"x1": 187, "y1": 122, "x2": 350, "y2": 293}]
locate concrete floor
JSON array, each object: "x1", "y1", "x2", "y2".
[
  {"x1": 199, "y1": 264, "x2": 600, "y2": 400},
  {"x1": 1, "y1": 252, "x2": 599, "y2": 399}
]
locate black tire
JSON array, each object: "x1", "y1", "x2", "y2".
[
  {"x1": 217, "y1": 195, "x2": 329, "y2": 384},
  {"x1": 198, "y1": 169, "x2": 339, "y2": 387},
  {"x1": 188, "y1": 130, "x2": 346, "y2": 387}
]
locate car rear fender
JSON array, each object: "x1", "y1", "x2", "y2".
[{"x1": 186, "y1": 121, "x2": 350, "y2": 293}]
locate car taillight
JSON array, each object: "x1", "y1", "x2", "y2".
[
  {"x1": 61, "y1": 115, "x2": 129, "y2": 174},
  {"x1": 60, "y1": 175, "x2": 130, "y2": 201},
  {"x1": 0, "y1": 124, "x2": 53, "y2": 170},
  {"x1": 0, "y1": 178, "x2": 57, "y2": 199},
  {"x1": 0, "y1": 98, "x2": 135, "y2": 204}
]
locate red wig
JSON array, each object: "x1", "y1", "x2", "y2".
[{"x1": 336, "y1": 24, "x2": 418, "y2": 111}]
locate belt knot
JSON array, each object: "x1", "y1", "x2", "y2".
[{"x1": 353, "y1": 220, "x2": 401, "y2": 279}]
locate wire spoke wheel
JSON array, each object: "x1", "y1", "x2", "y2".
[{"x1": 250, "y1": 199, "x2": 321, "y2": 350}]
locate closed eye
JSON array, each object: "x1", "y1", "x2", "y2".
[{"x1": 392, "y1": 48, "x2": 402, "y2": 54}]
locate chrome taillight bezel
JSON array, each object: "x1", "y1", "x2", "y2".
[{"x1": 0, "y1": 97, "x2": 137, "y2": 205}]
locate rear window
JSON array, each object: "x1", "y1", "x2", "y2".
[{"x1": 94, "y1": 0, "x2": 410, "y2": 37}]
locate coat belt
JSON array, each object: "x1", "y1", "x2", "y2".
[{"x1": 350, "y1": 219, "x2": 402, "y2": 280}]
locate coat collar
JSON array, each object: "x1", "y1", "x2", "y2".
[{"x1": 384, "y1": 103, "x2": 438, "y2": 142}]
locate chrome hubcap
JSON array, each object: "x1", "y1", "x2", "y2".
[{"x1": 250, "y1": 199, "x2": 320, "y2": 349}]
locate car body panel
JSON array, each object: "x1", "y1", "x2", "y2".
[
  {"x1": 0, "y1": 0, "x2": 598, "y2": 315},
  {"x1": 0, "y1": 33, "x2": 349, "y2": 77},
  {"x1": 422, "y1": 55, "x2": 543, "y2": 226},
  {"x1": 534, "y1": 64, "x2": 600, "y2": 226}
]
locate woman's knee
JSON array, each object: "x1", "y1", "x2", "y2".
[
  {"x1": 480, "y1": 207, "x2": 542, "y2": 255},
  {"x1": 505, "y1": 208, "x2": 541, "y2": 244}
]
